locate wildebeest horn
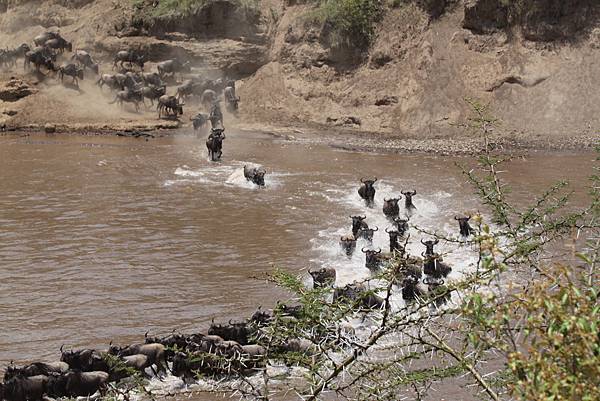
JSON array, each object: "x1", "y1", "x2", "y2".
[
  {"x1": 467, "y1": 215, "x2": 472, "y2": 220},
  {"x1": 454, "y1": 215, "x2": 460, "y2": 220},
  {"x1": 109, "y1": 341, "x2": 112, "y2": 347},
  {"x1": 144, "y1": 331, "x2": 149, "y2": 339},
  {"x1": 373, "y1": 177, "x2": 378, "y2": 182},
  {"x1": 372, "y1": 226, "x2": 379, "y2": 232},
  {"x1": 384, "y1": 197, "x2": 389, "y2": 202},
  {"x1": 421, "y1": 239, "x2": 427, "y2": 245},
  {"x1": 412, "y1": 190, "x2": 417, "y2": 195},
  {"x1": 434, "y1": 239, "x2": 439, "y2": 245},
  {"x1": 385, "y1": 227, "x2": 392, "y2": 233},
  {"x1": 360, "y1": 177, "x2": 366, "y2": 183},
  {"x1": 361, "y1": 247, "x2": 368, "y2": 253},
  {"x1": 421, "y1": 252, "x2": 426, "y2": 257},
  {"x1": 60, "y1": 344, "x2": 64, "y2": 352},
  {"x1": 229, "y1": 319, "x2": 233, "y2": 325},
  {"x1": 376, "y1": 248, "x2": 381, "y2": 254}
]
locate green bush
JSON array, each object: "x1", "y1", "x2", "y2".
[{"x1": 314, "y1": 0, "x2": 384, "y2": 49}]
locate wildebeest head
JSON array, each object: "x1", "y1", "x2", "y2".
[
  {"x1": 401, "y1": 190, "x2": 417, "y2": 209},
  {"x1": 339, "y1": 235, "x2": 357, "y2": 256},
  {"x1": 350, "y1": 215, "x2": 367, "y2": 237},
  {"x1": 358, "y1": 225, "x2": 378, "y2": 242},
  {"x1": 382, "y1": 197, "x2": 401, "y2": 218},
  {"x1": 275, "y1": 302, "x2": 303, "y2": 318},
  {"x1": 362, "y1": 247, "x2": 383, "y2": 270},
  {"x1": 455, "y1": 215, "x2": 473, "y2": 237},
  {"x1": 393, "y1": 216, "x2": 410, "y2": 235},
  {"x1": 308, "y1": 267, "x2": 336, "y2": 288},
  {"x1": 250, "y1": 306, "x2": 273, "y2": 326},
  {"x1": 421, "y1": 238, "x2": 439, "y2": 257},
  {"x1": 385, "y1": 227, "x2": 405, "y2": 254}
]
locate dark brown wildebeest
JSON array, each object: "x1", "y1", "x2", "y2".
[
  {"x1": 71, "y1": 50, "x2": 99, "y2": 74},
  {"x1": 243, "y1": 165, "x2": 266, "y2": 186},
  {"x1": 401, "y1": 190, "x2": 417, "y2": 212},
  {"x1": 44, "y1": 37, "x2": 72, "y2": 53},
  {"x1": 339, "y1": 235, "x2": 357, "y2": 256},
  {"x1": 157, "y1": 95, "x2": 184, "y2": 118},
  {"x1": 113, "y1": 50, "x2": 144, "y2": 70},
  {"x1": 308, "y1": 266, "x2": 336, "y2": 288},
  {"x1": 382, "y1": 196, "x2": 401, "y2": 219},
  {"x1": 58, "y1": 63, "x2": 84, "y2": 86},
  {"x1": 206, "y1": 128, "x2": 225, "y2": 161},
  {"x1": 350, "y1": 215, "x2": 368, "y2": 238},
  {"x1": 358, "y1": 177, "x2": 377, "y2": 207},
  {"x1": 455, "y1": 215, "x2": 474, "y2": 237}
]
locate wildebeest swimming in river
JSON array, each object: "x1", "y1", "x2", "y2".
[
  {"x1": 358, "y1": 178, "x2": 377, "y2": 207},
  {"x1": 243, "y1": 165, "x2": 266, "y2": 186},
  {"x1": 206, "y1": 128, "x2": 225, "y2": 161},
  {"x1": 455, "y1": 215, "x2": 474, "y2": 237}
]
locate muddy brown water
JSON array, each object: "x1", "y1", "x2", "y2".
[{"x1": 0, "y1": 131, "x2": 595, "y2": 397}]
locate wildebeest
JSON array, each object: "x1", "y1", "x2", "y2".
[
  {"x1": 350, "y1": 215, "x2": 368, "y2": 238},
  {"x1": 357, "y1": 225, "x2": 378, "y2": 242},
  {"x1": 24, "y1": 48, "x2": 55, "y2": 72},
  {"x1": 60, "y1": 347, "x2": 109, "y2": 373},
  {"x1": 339, "y1": 235, "x2": 357, "y2": 256},
  {"x1": 333, "y1": 282, "x2": 384, "y2": 309},
  {"x1": 275, "y1": 302, "x2": 303, "y2": 319},
  {"x1": 200, "y1": 89, "x2": 217, "y2": 108},
  {"x1": 0, "y1": 44, "x2": 30, "y2": 68},
  {"x1": 33, "y1": 32, "x2": 60, "y2": 46},
  {"x1": 385, "y1": 227, "x2": 405, "y2": 254},
  {"x1": 96, "y1": 74, "x2": 121, "y2": 91},
  {"x1": 421, "y1": 238, "x2": 439, "y2": 257},
  {"x1": 401, "y1": 275, "x2": 425, "y2": 301},
  {"x1": 455, "y1": 215, "x2": 474, "y2": 237},
  {"x1": 110, "y1": 88, "x2": 143, "y2": 111},
  {"x1": 308, "y1": 266, "x2": 336, "y2": 288},
  {"x1": 140, "y1": 85, "x2": 166, "y2": 106},
  {"x1": 108, "y1": 342, "x2": 167, "y2": 375},
  {"x1": 157, "y1": 95, "x2": 184, "y2": 118},
  {"x1": 47, "y1": 371, "x2": 109, "y2": 398},
  {"x1": 423, "y1": 254, "x2": 452, "y2": 279},
  {"x1": 44, "y1": 37, "x2": 72, "y2": 53},
  {"x1": 250, "y1": 307, "x2": 273, "y2": 326},
  {"x1": 156, "y1": 59, "x2": 191, "y2": 78},
  {"x1": 382, "y1": 197, "x2": 401, "y2": 219},
  {"x1": 208, "y1": 320, "x2": 250, "y2": 345},
  {"x1": 401, "y1": 190, "x2": 417, "y2": 212},
  {"x1": 393, "y1": 216, "x2": 410, "y2": 236},
  {"x1": 191, "y1": 112, "x2": 209, "y2": 132},
  {"x1": 361, "y1": 247, "x2": 389, "y2": 271},
  {"x1": 243, "y1": 165, "x2": 266, "y2": 186},
  {"x1": 71, "y1": 50, "x2": 99, "y2": 74},
  {"x1": 424, "y1": 277, "x2": 451, "y2": 307},
  {"x1": 224, "y1": 86, "x2": 239, "y2": 112},
  {"x1": 121, "y1": 354, "x2": 153, "y2": 375},
  {"x1": 206, "y1": 128, "x2": 225, "y2": 161},
  {"x1": 58, "y1": 63, "x2": 84, "y2": 86},
  {"x1": 209, "y1": 101, "x2": 223, "y2": 128},
  {"x1": 358, "y1": 178, "x2": 377, "y2": 206},
  {"x1": 113, "y1": 50, "x2": 144, "y2": 70},
  {"x1": 4, "y1": 362, "x2": 68, "y2": 382},
  {"x1": 176, "y1": 79, "x2": 196, "y2": 101},
  {"x1": 144, "y1": 331, "x2": 189, "y2": 360},
  {"x1": 3, "y1": 374, "x2": 48, "y2": 401},
  {"x1": 142, "y1": 72, "x2": 163, "y2": 87}
]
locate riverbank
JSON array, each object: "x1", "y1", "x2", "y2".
[{"x1": 2, "y1": 121, "x2": 598, "y2": 156}]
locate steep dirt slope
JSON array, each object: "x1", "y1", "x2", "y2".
[{"x1": 240, "y1": 1, "x2": 600, "y2": 143}]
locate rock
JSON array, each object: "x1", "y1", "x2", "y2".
[
  {"x1": 590, "y1": 28, "x2": 600, "y2": 48},
  {"x1": 2, "y1": 110, "x2": 18, "y2": 116},
  {"x1": 462, "y1": 0, "x2": 509, "y2": 34},
  {"x1": 326, "y1": 116, "x2": 361, "y2": 127},
  {"x1": 44, "y1": 124, "x2": 56, "y2": 134},
  {"x1": 375, "y1": 95, "x2": 399, "y2": 106},
  {"x1": 370, "y1": 50, "x2": 393, "y2": 68},
  {"x1": 519, "y1": 0, "x2": 595, "y2": 42},
  {"x1": 0, "y1": 79, "x2": 35, "y2": 102}
]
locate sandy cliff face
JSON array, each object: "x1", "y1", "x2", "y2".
[
  {"x1": 240, "y1": 0, "x2": 600, "y2": 141},
  {"x1": 0, "y1": 0, "x2": 599, "y2": 144}
]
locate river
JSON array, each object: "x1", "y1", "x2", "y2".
[{"x1": 0, "y1": 130, "x2": 595, "y2": 397}]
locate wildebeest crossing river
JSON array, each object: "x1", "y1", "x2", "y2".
[{"x1": 0, "y1": 131, "x2": 595, "y2": 399}]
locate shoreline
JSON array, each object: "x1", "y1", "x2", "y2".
[{"x1": 1, "y1": 121, "x2": 598, "y2": 156}]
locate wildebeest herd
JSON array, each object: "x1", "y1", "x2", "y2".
[
  {"x1": 327, "y1": 178, "x2": 476, "y2": 308},
  {"x1": 1, "y1": 31, "x2": 241, "y2": 165},
  {"x1": 0, "y1": 303, "x2": 316, "y2": 401}
]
